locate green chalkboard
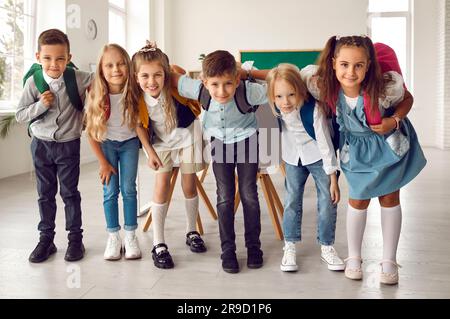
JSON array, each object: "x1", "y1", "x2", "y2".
[{"x1": 240, "y1": 50, "x2": 321, "y2": 70}]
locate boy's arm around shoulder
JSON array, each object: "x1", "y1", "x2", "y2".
[
  {"x1": 15, "y1": 77, "x2": 48, "y2": 123},
  {"x1": 245, "y1": 80, "x2": 268, "y2": 106}
]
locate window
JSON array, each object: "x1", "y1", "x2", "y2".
[
  {"x1": 109, "y1": 0, "x2": 126, "y2": 48},
  {"x1": 367, "y1": 0, "x2": 412, "y2": 88},
  {"x1": 0, "y1": 0, "x2": 36, "y2": 112}
]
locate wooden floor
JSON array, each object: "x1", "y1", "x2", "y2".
[{"x1": 0, "y1": 146, "x2": 449, "y2": 299}]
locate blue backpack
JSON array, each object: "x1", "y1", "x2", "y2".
[{"x1": 275, "y1": 95, "x2": 340, "y2": 152}]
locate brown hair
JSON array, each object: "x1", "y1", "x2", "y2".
[
  {"x1": 131, "y1": 41, "x2": 177, "y2": 133},
  {"x1": 202, "y1": 50, "x2": 237, "y2": 78},
  {"x1": 266, "y1": 63, "x2": 309, "y2": 117},
  {"x1": 85, "y1": 44, "x2": 140, "y2": 142},
  {"x1": 37, "y1": 29, "x2": 70, "y2": 53},
  {"x1": 316, "y1": 35, "x2": 386, "y2": 115}
]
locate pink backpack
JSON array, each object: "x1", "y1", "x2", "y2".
[{"x1": 363, "y1": 43, "x2": 404, "y2": 125}]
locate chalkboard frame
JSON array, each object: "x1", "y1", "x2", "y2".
[{"x1": 240, "y1": 49, "x2": 322, "y2": 70}]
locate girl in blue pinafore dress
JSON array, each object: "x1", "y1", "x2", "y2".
[{"x1": 309, "y1": 36, "x2": 426, "y2": 285}]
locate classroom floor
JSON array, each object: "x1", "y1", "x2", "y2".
[{"x1": 0, "y1": 146, "x2": 449, "y2": 299}]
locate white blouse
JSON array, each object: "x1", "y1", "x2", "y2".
[
  {"x1": 280, "y1": 103, "x2": 338, "y2": 175},
  {"x1": 144, "y1": 92, "x2": 202, "y2": 151}
]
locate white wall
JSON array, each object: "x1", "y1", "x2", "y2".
[
  {"x1": 66, "y1": 0, "x2": 109, "y2": 70},
  {"x1": 410, "y1": 0, "x2": 440, "y2": 147},
  {"x1": 168, "y1": 0, "x2": 369, "y2": 72}
]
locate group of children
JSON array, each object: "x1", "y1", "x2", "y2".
[{"x1": 16, "y1": 29, "x2": 426, "y2": 285}]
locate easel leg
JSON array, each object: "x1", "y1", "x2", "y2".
[{"x1": 259, "y1": 173, "x2": 283, "y2": 240}]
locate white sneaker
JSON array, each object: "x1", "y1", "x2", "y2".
[
  {"x1": 321, "y1": 245, "x2": 345, "y2": 271},
  {"x1": 124, "y1": 232, "x2": 142, "y2": 260},
  {"x1": 280, "y1": 242, "x2": 298, "y2": 272},
  {"x1": 104, "y1": 232, "x2": 122, "y2": 261}
]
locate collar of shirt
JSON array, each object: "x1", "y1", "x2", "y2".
[
  {"x1": 43, "y1": 71, "x2": 64, "y2": 92},
  {"x1": 144, "y1": 92, "x2": 166, "y2": 107}
]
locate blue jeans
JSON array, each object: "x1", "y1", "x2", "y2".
[
  {"x1": 282, "y1": 160, "x2": 337, "y2": 245},
  {"x1": 100, "y1": 137, "x2": 139, "y2": 232}
]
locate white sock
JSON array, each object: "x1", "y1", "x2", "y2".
[
  {"x1": 184, "y1": 195, "x2": 199, "y2": 234},
  {"x1": 152, "y1": 202, "x2": 168, "y2": 253},
  {"x1": 346, "y1": 205, "x2": 367, "y2": 269},
  {"x1": 381, "y1": 205, "x2": 402, "y2": 274},
  {"x1": 125, "y1": 229, "x2": 135, "y2": 239}
]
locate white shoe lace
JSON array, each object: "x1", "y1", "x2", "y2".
[
  {"x1": 125, "y1": 235, "x2": 138, "y2": 249},
  {"x1": 321, "y1": 246, "x2": 343, "y2": 265},
  {"x1": 106, "y1": 234, "x2": 121, "y2": 255},
  {"x1": 282, "y1": 244, "x2": 296, "y2": 266}
]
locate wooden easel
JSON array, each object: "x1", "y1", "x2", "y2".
[
  {"x1": 140, "y1": 165, "x2": 217, "y2": 235},
  {"x1": 234, "y1": 165, "x2": 286, "y2": 240}
]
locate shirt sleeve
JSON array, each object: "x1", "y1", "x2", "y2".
[
  {"x1": 300, "y1": 65, "x2": 321, "y2": 100},
  {"x1": 15, "y1": 77, "x2": 48, "y2": 123},
  {"x1": 245, "y1": 80, "x2": 268, "y2": 105},
  {"x1": 379, "y1": 71, "x2": 405, "y2": 109},
  {"x1": 313, "y1": 103, "x2": 338, "y2": 175},
  {"x1": 177, "y1": 74, "x2": 202, "y2": 100}
]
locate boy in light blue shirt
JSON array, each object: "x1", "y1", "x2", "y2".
[{"x1": 173, "y1": 50, "x2": 267, "y2": 273}]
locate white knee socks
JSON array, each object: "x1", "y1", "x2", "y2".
[
  {"x1": 152, "y1": 202, "x2": 168, "y2": 252},
  {"x1": 184, "y1": 195, "x2": 199, "y2": 234},
  {"x1": 381, "y1": 205, "x2": 402, "y2": 274},
  {"x1": 346, "y1": 205, "x2": 367, "y2": 269}
]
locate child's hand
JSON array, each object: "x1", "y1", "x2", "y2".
[
  {"x1": 370, "y1": 117, "x2": 397, "y2": 135},
  {"x1": 330, "y1": 174, "x2": 340, "y2": 205},
  {"x1": 147, "y1": 150, "x2": 163, "y2": 170},
  {"x1": 99, "y1": 162, "x2": 117, "y2": 185},
  {"x1": 40, "y1": 91, "x2": 54, "y2": 108}
]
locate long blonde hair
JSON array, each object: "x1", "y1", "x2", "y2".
[
  {"x1": 266, "y1": 63, "x2": 309, "y2": 117},
  {"x1": 131, "y1": 41, "x2": 177, "y2": 133},
  {"x1": 85, "y1": 44, "x2": 139, "y2": 142}
]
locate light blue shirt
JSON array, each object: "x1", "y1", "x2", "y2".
[{"x1": 178, "y1": 75, "x2": 267, "y2": 144}]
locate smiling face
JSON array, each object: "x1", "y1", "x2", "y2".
[
  {"x1": 101, "y1": 48, "x2": 128, "y2": 94},
  {"x1": 136, "y1": 61, "x2": 165, "y2": 98},
  {"x1": 273, "y1": 79, "x2": 300, "y2": 114},
  {"x1": 203, "y1": 72, "x2": 240, "y2": 104},
  {"x1": 333, "y1": 45, "x2": 370, "y2": 97},
  {"x1": 36, "y1": 44, "x2": 71, "y2": 79}
]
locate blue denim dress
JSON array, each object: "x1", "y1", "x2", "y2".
[{"x1": 336, "y1": 91, "x2": 427, "y2": 199}]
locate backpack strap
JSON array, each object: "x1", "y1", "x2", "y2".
[
  {"x1": 299, "y1": 97, "x2": 316, "y2": 140},
  {"x1": 198, "y1": 84, "x2": 211, "y2": 111},
  {"x1": 63, "y1": 67, "x2": 83, "y2": 111},
  {"x1": 234, "y1": 80, "x2": 259, "y2": 114}
]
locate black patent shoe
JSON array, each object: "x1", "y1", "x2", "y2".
[
  {"x1": 185, "y1": 231, "x2": 207, "y2": 253},
  {"x1": 151, "y1": 243, "x2": 174, "y2": 269},
  {"x1": 64, "y1": 241, "x2": 85, "y2": 261},
  {"x1": 29, "y1": 240, "x2": 57, "y2": 263}
]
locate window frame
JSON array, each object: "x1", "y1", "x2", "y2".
[
  {"x1": 108, "y1": 0, "x2": 127, "y2": 48},
  {"x1": 0, "y1": 0, "x2": 37, "y2": 114},
  {"x1": 367, "y1": 0, "x2": 412, "y2": 90}
]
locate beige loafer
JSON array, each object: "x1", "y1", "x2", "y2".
[{"x1": 344, "y1": 257, "x2": 363, "y2": 280}]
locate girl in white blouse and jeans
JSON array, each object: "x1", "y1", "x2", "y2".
[{"x1": 266, "y1": 63, "x2": 344, "y2": 272}]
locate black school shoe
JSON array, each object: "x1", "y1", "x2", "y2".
[
  {"x1": 64, "y1": 240, "x2": 85, "y2": 261},
  {"x1": 221, "y1": 252, "x2": 239, "y2": 274},
  {"x1": 151, "y1": 243, "x2": 174, "y2": 269},
  {"x1": 29, "y1": 240, "x2": 57, "y2": 263},
  {"x1": 247, "y1": 248, "x2": 263, "y2": 269},
  {"x1": 185, "y1": 231, "x2": 207, "y2": 253}
]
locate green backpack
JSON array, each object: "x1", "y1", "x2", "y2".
[{"x1": 23, "y1": 62, "x2": 83, "y2": 136}]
